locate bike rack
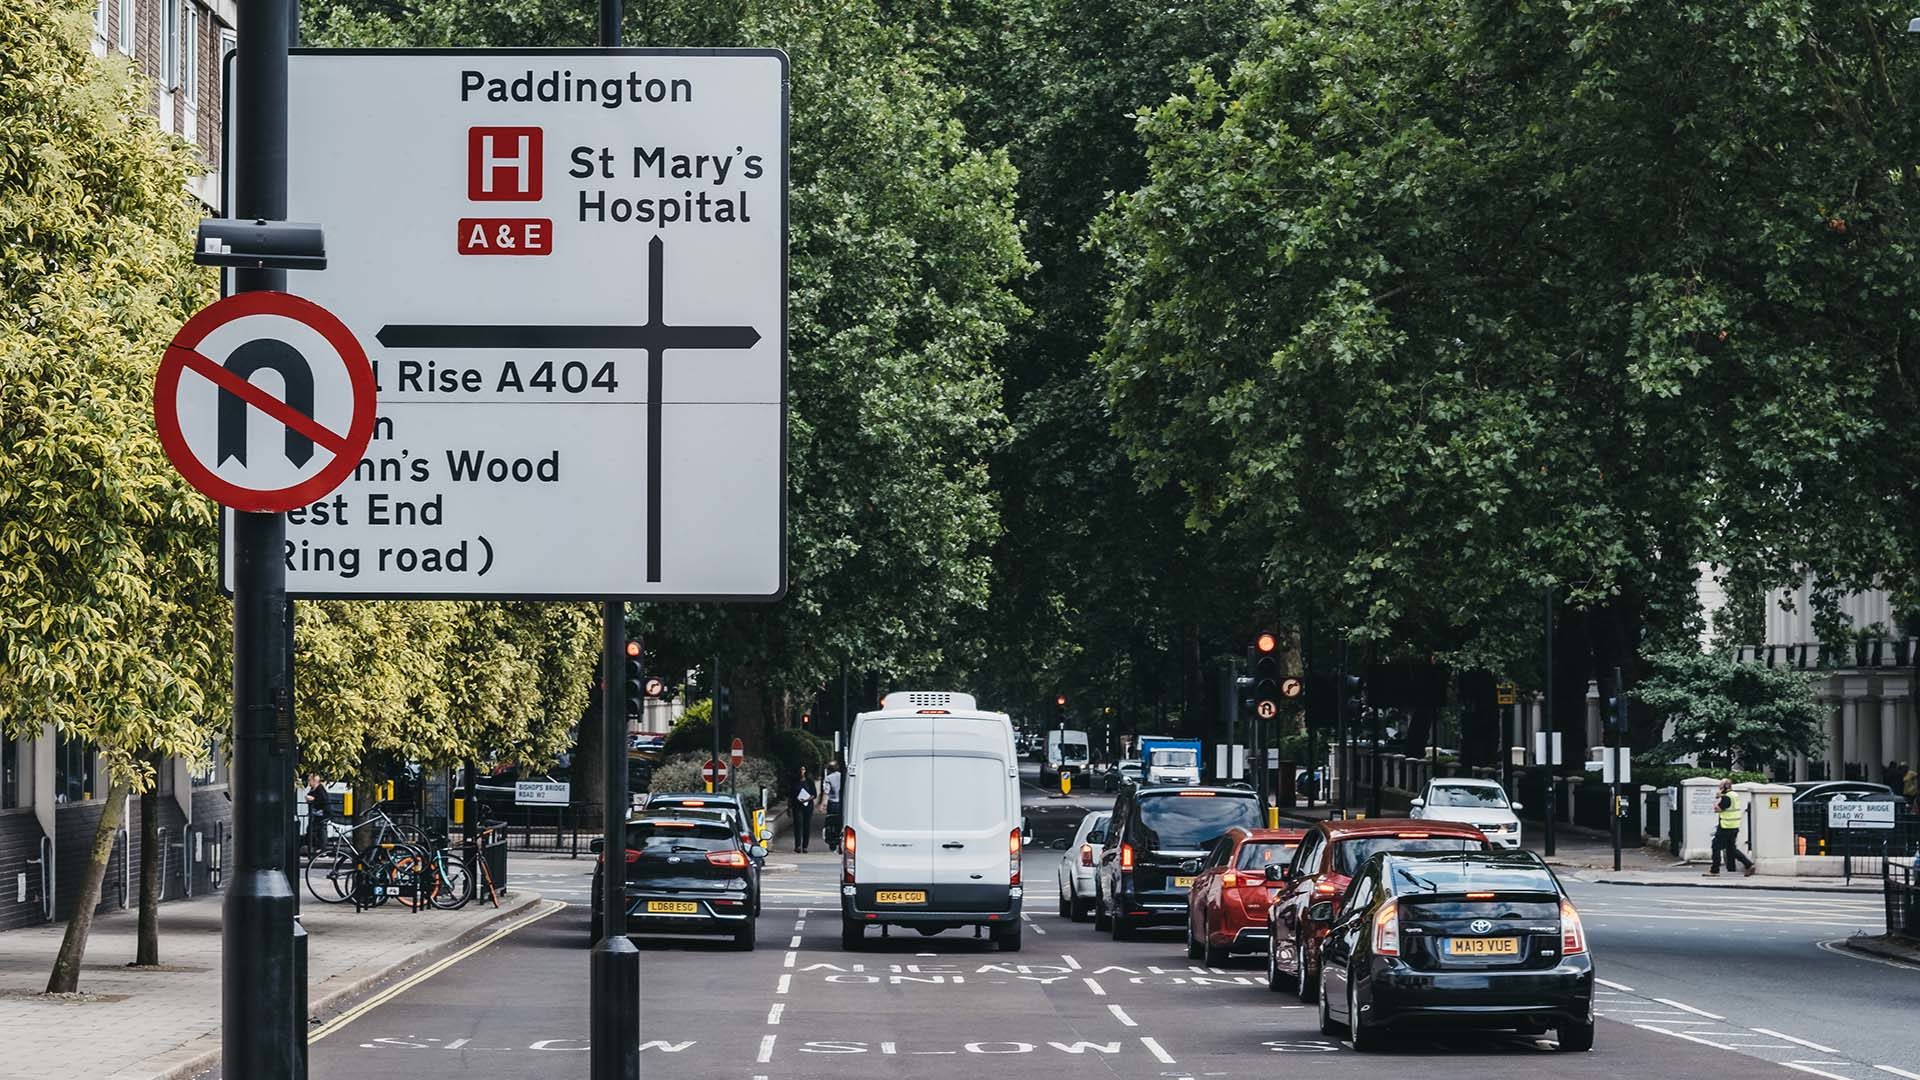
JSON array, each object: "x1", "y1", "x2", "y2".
[
  {"x1": 26, "y1": 835, "x2": 54, "y2": 922},
  {"x1": 209, "y1": 822, "x2": 225, "y2": 890},
  {"x1": 115, "y1": 824, "x2": 131, "y2": 910}
]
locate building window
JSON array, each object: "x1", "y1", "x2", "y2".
[
  {"x1": 1, "y1": 739, "x2": 19, "y2": 809},
  {"x1": 192, "y1": 739, "x2": 226, "y2": 787},
  {"x1": 119, "y1": 0, "x2": 134, "y2": 54},
  {"x1": 163, "y1": 0, "x2": 180, "y2": 90},
  {"x1": 94, "y1": 0, "x2": 109, "y2": 39},
  {"x1": 55, "y1": 733, "x2": 97, "y2": 804},
  {"x1": 183, "y1": 5, "x2": 198, "y2": 105}
]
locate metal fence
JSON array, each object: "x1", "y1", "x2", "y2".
[
  {"x1": 1888, "y1": 863, "x2": 1917, "y2": 941},
  {"x1": 1792, "y1": 802, "x2": 1920, "y2": 861},
  {"x1": 492, "y1": 802, "x2": 603, "y2": 856}
]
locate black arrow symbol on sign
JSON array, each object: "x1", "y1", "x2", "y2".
[
  {"x1": 218, "y1": 339, "x2": 317, "y2": 466},
  {"x1": 375, "y1": 236, "x2": 763, "y2": 585}
]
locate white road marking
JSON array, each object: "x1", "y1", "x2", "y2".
[
  {"x1": 1755, "y1": 1029, "x2": 1841, "y2": 1054},
  {"x1": 1818, "y1": 938, "x2": 1920, "y2": 972},
  {"x1": 881, "y1": 1042, "x2": 897, "y2": 1054},
  {"x1": 789, "y1": 935, "x2": 802, "y2": 948},
  {"x1": 1083, "y1": 978, "x2": 1106, "y2": 996},
  {"x1": 1061, "y1": 954, "x2": 1080, "y2": 970},
  {"x1": 767, "y1": 1004, "x2": 784, "y2": 1025},
  {"x1": 784, "y1": 951, "x2": 797, "y2": 968},
  {"x1": 1139, "y1": 1037, "x2": 1175, "y2": 1064},
  {"x1": 1634, "y1": 1024, "x2": 1741, "y2": 1052},
  {"x1": 1875, "y1": 1066, "x2": 1920, "y2": 1079},
  {"x1": 1594, "y1": 977, "x2": 1636, "y2": 992},
  {"x1": 1783, "y1": 1063, "x2": 1856, "y2": 1080},
  {"x1": 1032, "y1": 924, "x2": 1047, "y2": 935},
  {"x1": 757, "y1": 1035, "x2": 776, "y2": 1063},
  {"x1": 1653, "y1": 997, "x2": 1725, "y2": 1020},
  {"x1": 776, "y1": 974, "x2": 791, "y2": 995},
  {"x1": 1108, "y1": 1004, "x2": 1137, "y2": 1027}
]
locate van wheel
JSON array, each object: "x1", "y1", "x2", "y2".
[
  {"x1": 1557, "y1": 1020, "x2": 1594, "y2": 1052},
  {"x1": 1112, "y1": 912, "x2": 1135, "y2": 941},
  {"x1": 841, "y1": 918, "x2": 865, "y2": 951},
  {"x1": 991, "y1": 921, "x2": 1022, "y2": 952}
]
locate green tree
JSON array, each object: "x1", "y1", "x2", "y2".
[
  {"x1": 1637, "y1": 650, "x2": 1825, "y2": 771},
  {"x1": 0, "y1": 0, "x2": 226, "y2": 991}
]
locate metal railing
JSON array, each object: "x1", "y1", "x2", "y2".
[
  {"x1": 1793, "y1": 803, "x2": 1920, "y2": 861},
  {"x1": 1887, "y1": 863, "x2": 1917, "y2": 941}
]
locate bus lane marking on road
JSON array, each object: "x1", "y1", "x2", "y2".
[
  {"x1": 1061, "y1": 954, "x2": 1080, "y2": 969},
  {"x1": 1781, "y1": 1063, "x2": 1858, "y2": 1080},
  {"x1": 1756, "y1": 1030, "x2": 1841, "y2": 1054},
  {"x1": 1084, "y1": 978, "x2": 1106, "y2": 996},
  {"x1": 1654, "y1": 998, "x2": 1726, "y2": 1020},
  {"x1": 1876, "y1": 1066, "x2": 1920, "y2": 1079},
  {"x1": 1139, "y1": 1037, "x2": 1175, "y2": 1063},
  {"x1": 1108, "y1": 1004, "x2": 1137, "y2": 1027}
]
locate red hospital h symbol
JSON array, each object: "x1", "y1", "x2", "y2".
[{"x1": 467, "y1": 127, "x2": 543, "y2": 201}]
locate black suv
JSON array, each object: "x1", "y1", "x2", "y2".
[
  {"x1": 1095, "y1": 785, "x2": 1262, "y2": 939},
  {"x1": 588, "y1": 814, "x2": 764, "y2": 950}
]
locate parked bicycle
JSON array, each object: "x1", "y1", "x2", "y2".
[{"x1": 424, "y1": 825, "x2": 503, "y2": 910}]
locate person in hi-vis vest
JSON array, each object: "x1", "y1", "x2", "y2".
[{"x1": 1708, "y1": 778, "x2": 1754, "y2": 876}]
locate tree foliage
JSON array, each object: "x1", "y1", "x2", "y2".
[{"x1": 1637, "y1": 650, "x2": 1826, "y2": 770}]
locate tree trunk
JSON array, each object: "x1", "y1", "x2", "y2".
[
  {"x1": 46, "y1": 777, "x2": 132, "y2": 993},
  {"x1": 136, "y1": 753, "x2": 161, "y2": 966}
]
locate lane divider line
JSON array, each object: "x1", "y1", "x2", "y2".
[
  {"x1": 756, "y1": 1034, "x2": 776, "y2": 1063},
  {"x1": 1755, "y1": 1029, "x2": 1841, "y2": 1054},
  {"x1": 789, "y1": 935, "x2": 802, "y2": 948},
  {"x1": 1654, "y1": 997, "x2": 1726, "y2": 1020},
  {"x1": 1783, "y1": 1063, "x2": 1856, "y2": 1080},
  {"x1": 1061, "y1": 954, "x2": 1080, "y2": 970},
  {"x1": 1875, "y1": 1066, "x2": 1920, "y2": 1079},
  {"x1": 1031, "y1": 924, "x2": 1047, "y2": 935},
  {"x1": 776, "y1": 974, "x2": 791, "y2": 995},
  {"x1": 1140, "y1": 1037, "x2": 1174, "y2": 1064},
  {"x1": 766, "y1": 1004, "x2": 784, "y2": 1026},
  {"x1": 309, "y1": 899, "x2": 564, "y2": 1044},
  {"x1": 1083, "y1": 978, "x2": 1105, "y2": 996},
  {"x1": 1108, "y1": 1004, "x2": 1137, "y2": 1027},
  {"x1": 784, "y1": 951, "x2": 797, "y2": 968},
  {"x1": 1594, "y1": 977, "x2": 1636, "y2": 992}
]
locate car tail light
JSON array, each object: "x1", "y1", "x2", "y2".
[
  {"x1": 1009, "y1": 828, "x2": 1023, "y2": 885},
  {"x1": 1372, "y1": 900, "x2": 1400, "y2": 956},
  {"x1": 1312, "y1": 880, "x2": 1340, "y2": 896},
  {"x1": 1466, "y1": 891, "x2": 1495, "y2": 899},
  {"x1": 624, "y1": 849, "x2": 643, "y2": 864},
  {"x1": 1560, "y1": 899, "x2": 1586, "y2": 954},
  {"x1": 1080, "y1": 844, "x2": 1093, "y2": 867},
  {"x1": 843, "y1": 828, "x2": 856, "y2": 884},
  {"x1": 707, "y1": 850, "x2": 749, "y2": 869},
  {"x1": 1120, "y1": 843, "x2": 1135, "y2": 872},
  {"x1": 1222, "y1": 871, "x2": 1238, "y2": 888}
]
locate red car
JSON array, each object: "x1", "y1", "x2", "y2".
[
  {"x1": 1265, "y1": 818, "x2": 1490, "y2": 1001},
  {"x1": 1185, "y1": 827, "x2": 1304, "y2": 965}
]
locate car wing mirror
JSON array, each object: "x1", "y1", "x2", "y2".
[
  {"x1": 1307, "y1": 901, "x2": 1336, "y2": 922},
  {"x1": 1511, "y1": 801, "x2": 1524, "y2": 811},
  {"x1": 1180, "y1": 859, "x2": 1202, "y2": 875},
  {"x1": 748, "y1": 844, "x2": 768, "y2": 860},
  {"x1": 1409, "y1": 797, "x2": 1425, "y2": 808},
  {"x1": 589, "y1": 837, "x2": 606, "y2": 854},
  {"x1": 1264, "y1": 863, "x2": 1286, "y2": 883}
]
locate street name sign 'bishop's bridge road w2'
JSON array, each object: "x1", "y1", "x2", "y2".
[{"x1": 221, "y1": 49, "x2": 788, "y2": 600}]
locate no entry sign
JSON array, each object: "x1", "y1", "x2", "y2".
[
  {"x1": 223, "y1": 49, "x2": 788, "y2": 599},
  {"x1": 156, "y1": 291, "x2": 376, "y2": 512},
  {"x1": 702, "y1": 759, "x2": 729, "y2": 785}
]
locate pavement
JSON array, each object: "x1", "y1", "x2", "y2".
[
  {"x1": 0, "y1": 855, "x2": 552, "y2": 1080},
  {"x1": 271, "y1": 853, "x2": 1920, "y2": 1080}
]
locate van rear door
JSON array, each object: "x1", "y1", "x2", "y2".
[
  {"x1": 855, "y1": 719, "x2": 936, "y2": 886},
  {"x1": 930, "y1": 752, "x2": 1013, "y2": 888}
]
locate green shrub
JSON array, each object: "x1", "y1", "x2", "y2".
[{"x1": 647, "y1": 752, "x2": 780, "y2": 814}]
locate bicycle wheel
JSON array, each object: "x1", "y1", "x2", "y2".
[
  {"x1": 305, "y1": 848, "x2": 356, "y2": 904},
  {"x1": 387, "y1": 846, "x2": 436, "y2": 910},
  {"x1": 431, "y1": 851, "x2": 472, "y2": 910}
]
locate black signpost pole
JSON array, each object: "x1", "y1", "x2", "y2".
[{"x1": 225, "y1": 0, "x2": 298, "y2": 1075}]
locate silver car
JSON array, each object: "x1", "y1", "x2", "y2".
[{"x1": 1056, "y1": 811, "x2": 1111, "y2": 921}]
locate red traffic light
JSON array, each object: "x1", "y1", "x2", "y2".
[
  {"x1": 1255, "y1": 631, "x2": 1279, "y2": 654},
  {"x1": 1055, "y1": 694, "x2": 1067, "y2": 706},
  {"x1": 624, "y1": 640, "x2": 641, "y2": 658}
]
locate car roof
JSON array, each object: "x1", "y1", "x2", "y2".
[
  {"x1": 1428, "y1": 777, "x2": 1501, "y2": 787},
  {"x1": 623, "y1": 813, "x2": 737, "y2": 830},
  {"x1": 1318, "y1": 818, "x2": 1487, "y2": 840},
  {"x1": 1369, "y1": 849, "x2": 1559, "y2": 883},
  {"x1": 650, "y1": 791, "x2": 742, "y2": 803},
  {"x1": 1135, "y1": 786, "x2": 1259, "y2": 799}
]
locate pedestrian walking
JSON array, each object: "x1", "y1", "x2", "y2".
[
  {"x1": 792, "y1": 766, "x2": 817, "y2": 853},
  {"x1": 1902, "y1": 762, "x2": 1918, "y2": 815},
  {"x1": 1707, "y1": 778, "x2": 1754, "y2": 876},
  {"x1": 303, "y1": 772, "x2": 331, "y2": 855},
  {"x1": 822, "y1": 760, "x2": 844, "y2": 853}
]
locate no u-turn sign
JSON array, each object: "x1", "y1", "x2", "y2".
[{"x1": 155, "y1": 291, "x2": 377, "y2": 512}]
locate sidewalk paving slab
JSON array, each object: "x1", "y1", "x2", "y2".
[{"x1": 0, "y1": 877, "x2": 544, "y2": 1080}]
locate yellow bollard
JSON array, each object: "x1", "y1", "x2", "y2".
[
  {"x1": 342, "y1": 788, "x2": 354, "y2": 817},
  {"x1": 1267, "y1": 806, "x2": 1280, "y2": 829},
  {"x1": 452, "y1": 796, "x2": 465, "y2": 825},
  {"x1": 1060, "y1": 770, "x2": 1071, "y2": 796}
]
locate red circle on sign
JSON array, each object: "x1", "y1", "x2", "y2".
[
  {"x1": 1256, "y1": 701, "x2": 1279, "y2": 719},
  {"x1": 702, "y1": 760, "x2": 730, "y2": 782},
  {"x1": 154, "y1": 291, "x2": 376, "y2": 513}
]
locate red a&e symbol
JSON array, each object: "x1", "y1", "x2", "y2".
[{"x1": 467, "y1": 126, "x2": 543, "y2": 201}]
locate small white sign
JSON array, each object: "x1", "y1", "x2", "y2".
[
  {"x1": 1266, "y1": 748, "x2": 1281, "y2": 768},
  {"x1": 1828, "y1": 799, "x2": 1896, "y2": 829},
  {"x1": 1600, "y1": 747, "x2": 1631, "y2": 786},
  {"x1": 515, "y1": 780, "x2": 572, "y2": 806},
  {"x1": 1532, "y1": 732, "x2": 1563, "y2": 766}
]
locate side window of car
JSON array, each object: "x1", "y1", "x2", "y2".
[
  {"x1": 1341, "y1": 873, "x2": 1373, "y2": 918},
  {"x1": 1290, "y1": 833, "x2": 1319, "y2": 879}
]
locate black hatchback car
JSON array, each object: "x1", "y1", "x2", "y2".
[
  {"x1": 1316, "y1": 850, "x2": 1593, "y2": 1052},
  {"x1": 1095, "y1": 785, "x2": 1262, "y2": 939},
  {"x1": 588, "y1": 815, "x2": 765, "y2": 950}
]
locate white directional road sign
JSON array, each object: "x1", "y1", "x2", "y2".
[
  {"x1": 1828, "y1": 799, "x2": 1896, "y2": 829},
  {"x1": 514, "y1": 781, "x2": 572, "y2": 806},
  {"x1": 222, "y1": 49, "x2": 787, "y2": 599}
]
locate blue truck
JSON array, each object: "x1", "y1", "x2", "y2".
[{"x1": 1135, "y1": 736, "x2": 1203, "y2": 786}]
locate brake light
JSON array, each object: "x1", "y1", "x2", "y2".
[
  {"x1": 1372, "y1": 900, "x2": 1400, "y2": 956},
  {"x1": 624, "y1": 848, "x2": 643, "y2": 864},
  {"x1": 1009, "y1": 828, "x2": 1023, "y2": 885},
  {"x1": 1395, "y1": 832, "x2": 1429, "y2": 839},
  {"x1": 1560, "y1": 899, "x2": 1586, "y2": 954},
  {"x1": 843, "y1": 828, "x2": 857, "y2": 884},
  {"x1": 681, "y1": 800, "x2": 706, "y2": 807},
  {"x1": 1466, "y1": 891, "x2": 1496, "y2": 900},
  {"x1": 1222, "y1": 872, "x2": 1238, "y2": 888},
  {"x1": 707, "y1": 850, "x2": 750, "y2": 869},
  {"x1": 1176, "y1": 791, "x2": 1217, "y2": 797},
  {"x1": 1079, "y1": 844, "x2": 1093, "y2": 867},
  {"x1": 916, "y1": 709, "x2": 951, "y2": 714},
  {"x1": 1120, "y1": 843, "x2": 1135, "y2": 871},
  {"x1": 1313, "y1": 880, "x2": 1340, "y2": 896}
]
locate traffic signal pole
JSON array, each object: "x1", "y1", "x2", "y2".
[
  {"x1": 591, "y1": 600, "x2": 640, "y2": 1079},
  {"x1": 225, "y1": 0, "x2": 299, "y2": 1075}
]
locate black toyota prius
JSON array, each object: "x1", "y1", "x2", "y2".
[
  {"x1": 1315, "y1": 849, "x2": 1594, "y2": 1052},
  {"x1": 588, "y1": 814, "x2": 763, "y2": 950}
]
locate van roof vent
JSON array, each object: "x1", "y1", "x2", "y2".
[{"x1": 880, "y1": 691, "x2": 978, "y2": 711}]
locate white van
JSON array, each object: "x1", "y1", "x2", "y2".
[{"x1": 840, "y1": 691, "x2": 1024, "y2": 951}]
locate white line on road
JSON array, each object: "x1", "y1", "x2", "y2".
[
  {"x1": 789, "y1": 935, "x2": 802, "y2": 948},
  {"x1": 1755, "y1": 1029, "x2": 1841, "y2": 1054},
  {"x1": 1653, "y1": 997, "x2": 1726, "y2": 1020},
  {"x1": 1083, "y1": 978, "x2": 1106, "y2": 996},
  {"x1": 784, "y1": 951, "x2": 797, "y2": 968},
  {"x1": 1783, "y1": 1063, "x2": 1857, "y2": 1080},
  {"x1": 1594, "y1": 977, "x2": 1636, "y2": 992},
  {"x1": 1139, "y1": 1037, "x2": 1175, "y2": 1064},
  {"x1": 1061, "y1": 954, "x2": 1080, "y2": 970},
  {"x1": 1875, "y1": 1066, "x2": 1920, "y2": 1079},
  {"x1": 757, "y1": 1035, "x2": 776, "y2": 1063},
  {"x1": 1633, "y1": 1024, "x2": 1741, "y2": 1052},
  {"x1": 1032, "y1": 923, "x2": 1047, "y2": 935},
  {"x1": 776, "y1": 974, "x2": 791, "y2": 995},
  {"x1": 1108, "y1": 1004, "x2": 1137, "y2": 1027},
  {"x1": 767, "y1": 1004, "x2": 784, "y2": 1025}
]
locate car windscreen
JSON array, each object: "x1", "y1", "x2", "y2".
[
  {"x1": 1427, "y1": 785, "x2": 1509, "y2": 809},
  {"x1": 1150, "y1": 749, "x2": 1197, "y2": 766},
  {"x1": 1333, "y1": 836, "x2": 1485, "y2": 875},
  {"x1": 1236, "y1": 841, "x2": 1299, "y2": 871},
  {"x1": 625, "y1": 821, "x2": 736, "y2": 853},
  {"x1": 1135, "y1": 794, "x2": 1261, "y2": 851},
  {"x1": 1385, "y1": 860, "x2": 1556, "y2": 896}
]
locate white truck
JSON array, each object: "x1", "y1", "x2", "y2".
[
  {"x1": 840, "y1": 691, "x2": 1025, "y2": 952},
  {"x1": 1046, "y1": 729, "x2": 1091, "y2": 776}
]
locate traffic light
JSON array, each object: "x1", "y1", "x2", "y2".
[
  {"x1": 801, "y1": 712, "x2": 812, "y2": 727},
  {"x1": 1250, "y1": 631, "x2": 1281, "y2": 717},
  {"x1": 624, "y1": 639, "x2": 643, "y2": 721},
  {"x1": 717, "y1": 684, "x2": 732, "y2": 721},
  {"x1": 1053, "y1": 693, "x2": 1067, "y2": 726},
  {"x1": 1605, "y1": 667, "x2": 1628, "y2": 734},
  {"x1": 1342, "y1": 674, "x2": 1367, "y2": 723}
]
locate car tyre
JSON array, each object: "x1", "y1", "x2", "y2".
[
  {"x1": 991, "y1": 920, "x2": 1022, "y2": 952},
  {"x1": 841, "y1": 918, "x2": 865, "y2": 951},
  {"x1": 1294, "y1": 932, "x2": 1318, "y2": 1003},
  {"x1": 1112, "y1": 910, "x2": 1135, "y2": 941},
  {"x1": 1557, "y1": 1020, "x2": 1594, "y2": 1052},
  {"x1": 588, "y1": 909, "x2": 602, "y2": 948},
  {"x1": 1348, "y1": 975, "x2": 1382, "y2": 1052},
  {"x1": 1185, "y1": 915, "x2": 1202, "y2": 959},
  {"x1": 1093, "y1": 890, "x2": 1111, "y2": 931},
  {"x1": 1317, "y1": 978, "x2": 1344, "y2": 1037},
  {"x1": 1201, "y1": 919, "x2": 1227, "y2": 968},
  {"x1": 1266, "y1": 932, "x2": 1294, "y2": 992},
  {"x1": 1059, "y1": 887, "x2": 1072, "y2": 919},
  {"x1": 733, "y1": 918, "x2": 757, "y2": 951}
]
